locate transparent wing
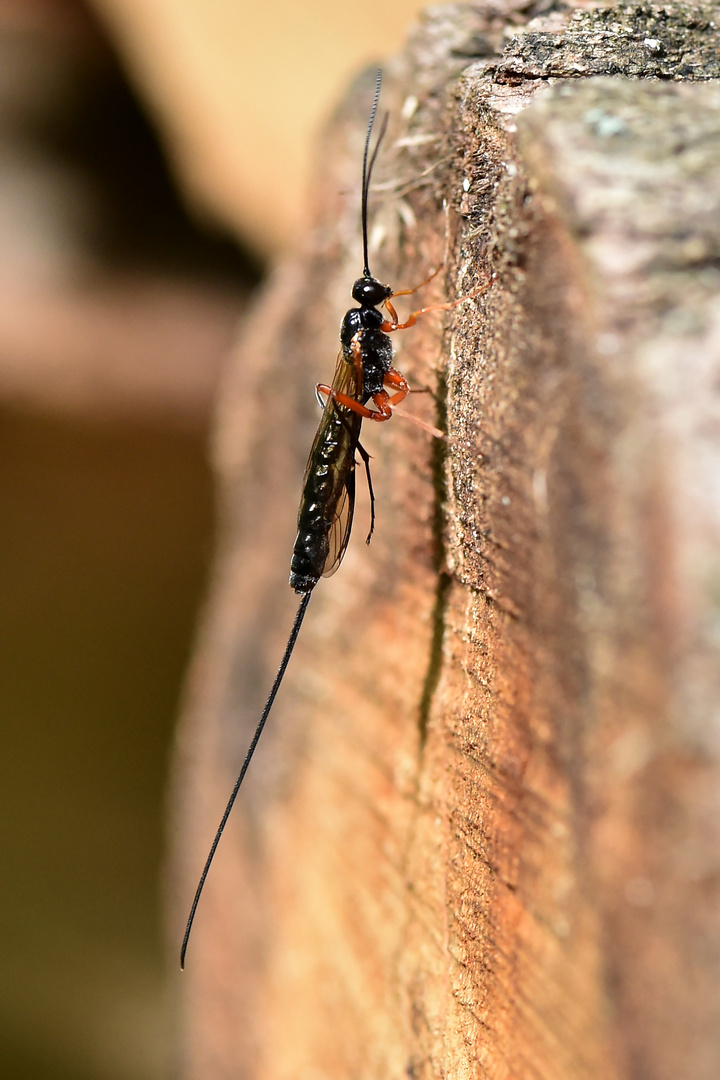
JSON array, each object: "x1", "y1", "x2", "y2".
[
  {"x1": 322, "y1": 463, "x2": 356, "y2": 578},
  {"x1": 302, "y1": 348, "x2": 358, "y2": 476},
  {"x1": 298, "y1": 347, "x2": 363, "y2": 579},
  {"x1": 320, "y1": 347, "x2": 362, "y2": 577}
]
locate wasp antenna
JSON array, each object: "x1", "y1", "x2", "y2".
[
  {"x1": 361, "y1": 69, "x2": 384, "y2": 278},
  {"x1": 364, "y1": 111, "x2": 388, "y2": 269},
  {"x1": 180, "y1": 590, "x2": 312, "y2": 969}
]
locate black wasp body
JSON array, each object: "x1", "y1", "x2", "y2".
[
  {"x1": 340, "y1": 281, "x2": 394, "y2": 399},
  {"x1": 180, "y1": 70, "x2": 478, "y2": 968},
  {"x1": 290, "y1": 274, "x2": 406, "y2": 594}
]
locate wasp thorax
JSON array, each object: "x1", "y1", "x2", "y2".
[{"x1": 352, "y1": 275, "x2": 392, "y2": 308}]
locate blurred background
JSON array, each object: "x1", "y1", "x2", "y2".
[{"x1": 0, "y1": 0, "x2": 437, "y2": 1077}]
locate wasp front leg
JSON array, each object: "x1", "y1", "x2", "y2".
[{"x1": 381, "y1": 276, "x2": 493, "y2": 332}]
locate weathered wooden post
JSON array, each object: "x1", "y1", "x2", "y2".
[{"x1": 171, "y1": 4, "x2": 720, "y2": 1077}]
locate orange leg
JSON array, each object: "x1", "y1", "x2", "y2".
[
  {"x1": 368, "y1": 391, "x2": 393, "y2": 421},
  {"x1": 317, "y1": 383, "x2": 392, "y2": 422},
  {"x1": 316, "y1": 368, "x2": 409, "y2": 423},
  {"x1": 383, "y1": 367, "x2": 409, "y2": 406},
  {"x1": 388, "y1": 265, "x2": 442, "y2": 299},
  {"x1": 349, "y1": 333, "x2": 364, "y2": 379},
  {"x1": 381, "y1": 276, "x2": 493, "y2": 333}
]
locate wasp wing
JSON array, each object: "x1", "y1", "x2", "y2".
[
  {"x1": 322, "y1": 463, "x2": 356, "y2": 578},
  {"x1": 298, "y1": 347, "x2": 363, "y2": 579}
]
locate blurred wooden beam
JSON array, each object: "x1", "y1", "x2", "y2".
[
  {"x1": 0, "y1": 272, "x2": 242, "y2": 425},
  {"x1": 171, "y1": 3, "x2": 720, "y2": 1078},
  {"x1": 88, "y1": 0, "x2": 433, "y2": 256},
  {"x1": 0, "y1": 4, "x2": 247, "y2": 426}
]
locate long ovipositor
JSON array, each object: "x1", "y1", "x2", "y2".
[{"x1": 180, "y1": 69, "x2": 484, "y2": 968}]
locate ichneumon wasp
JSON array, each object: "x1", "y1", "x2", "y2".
[{"x1": 180, "y1": 70, "x2": 486, "y2": 967}]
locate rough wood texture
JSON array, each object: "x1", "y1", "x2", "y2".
[{"x1": 170, "y1": 3, "x2": 720, "y2": 1078}]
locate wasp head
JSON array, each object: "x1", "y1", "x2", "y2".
[{"x1": 352, "y1": 275, "x2": 392, "y2": 308}]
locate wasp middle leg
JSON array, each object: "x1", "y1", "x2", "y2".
[{"x1": 316, "y1": 367, "x2": 409, "y2": 423}]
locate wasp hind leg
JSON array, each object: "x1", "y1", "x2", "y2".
[{"x1": 353, "y1": 438, "x2": 376, "y2": 544}]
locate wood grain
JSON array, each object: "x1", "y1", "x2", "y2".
[{"x1": 170, "y1": 4, "x2": 720, "y2": 1077}]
